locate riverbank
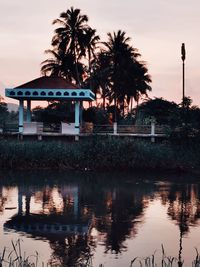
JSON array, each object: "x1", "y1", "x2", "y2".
[{"x1": 0, "y1": 137, "x2": 199, "y2": 171}]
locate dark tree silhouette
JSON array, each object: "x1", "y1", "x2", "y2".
[
  {"x1": 42, "y1": 7, "x2": 90, "y2": 85},
  {"x1": 88, "y1": 30, "x2": 152, "y2": 115},
  {"x1": 0, "y1": 96, "x2": 9, "y2": 125},
  {"x1": 41, "y1": 8, "x2": 152, "y2": 120}
]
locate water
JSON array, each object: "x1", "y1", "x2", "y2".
[{"x1": 0, "y1": 170, "x2": 200, "y2": 266}]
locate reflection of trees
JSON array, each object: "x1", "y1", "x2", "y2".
[
  {"x1": 78, "y1": 181, "x2": 154, "y2": 253},
  {"x1": 0, "y1": 186, "x2": 15, "y2": 213},
  {"x1": 96, "y1": 186, "x2": 149, "y2": 253},
  {"x1": 0, "y1": 186, "x2": 7, "y2": 213},
  {"x1": 166, "y1": 184, "x2": 200, "y2": 233},
  {"x1": 4, "y1": 182, "x2": 92, "y2": 267},
  {"x1": 3, "y1": 174, "x2": 156, "y2": 262},
  {"x1": 4, "y1": 171, "x2": 200, "y2": 265},
  {"x1": 49, "y1": 235, "x2": 90, "y2": 267},
  {"x1": 160, "y1": 183, "x2": 200, "y2": 266}
]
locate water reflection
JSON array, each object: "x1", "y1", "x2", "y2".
[
  {"x1": 164, "y1": 183, "x2": 200, "y2": 266},
  {"x1": 1, "y1": 171, "x2": 200, "y2": 266}
]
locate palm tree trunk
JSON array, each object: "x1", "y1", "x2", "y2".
[
  {"x1": 135, "y1": 97, "x2": 139, "y2": 121},
  {"x1": 103, "y1": 94, "x2": 105, "y2": 110},
  {"x1": 130, "y1": 97, "x2": 133, "y2": 113},
  {"x1": 114, "y1": 96, "x2": 117, "y2": 122},
  {"x1": 88, "y1": 49, "x2": 92, "y2": 108},
  {"x1": 74, "y1": 45, "x2": 81, "y2": 86},
  {"x1": 88, "y1": 49, "x2": 92, "y2": 88}
]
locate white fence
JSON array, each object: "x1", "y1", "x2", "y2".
[
  {"x1": 88, "y1": 122, "x2": 167, "y2": 136},
  {"x1": 2, "y1": 122, "x2": 168, "y2": 140}
]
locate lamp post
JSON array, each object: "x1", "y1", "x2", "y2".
[{"x1": 181, "y1": 43, "x2": 186, "y2": 108}]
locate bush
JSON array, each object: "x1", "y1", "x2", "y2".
[{"x1": 0, "y1": 137, "x2": 199, "y2": 171}]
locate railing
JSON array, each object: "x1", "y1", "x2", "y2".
[
  {"x1": 117, "y1": 125, "x2": 151, "y2": 134},
  {"x1": 1, "y1": 122, "x2": 168, "y2": 137},
  {"x1": 43, "y1": 123, "x2": 61, "y2": 133},
  {"x1": 1, "y1": 123, "x2": 18, "y2": 134},
  {"x1": 93, "y1": 124, "x2": 113, "y2": 134},
  {"x1": 155, "y1": 125, "x2": 169, "y2": 134},
  {"x1": 1, "y1": 123, "x2": 62, "y2": 134},
  {"x1": 82, "y1": 123, "x2": 168, "y2": 136}
]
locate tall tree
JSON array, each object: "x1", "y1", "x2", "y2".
[
  {"x1": 126, "y1": 61, "x2": 152, "y2": 112},
  {"x1": 102, "y1": 30, "x2": 152, "y2": 115},
  {"x1": 89, "y1": 51, "x2": 111, "y2": 109},
  {"x1": 82, "y1": 27, "x2": 100, "y2": 77},
  {"x1": 41, "y1": 8, "x2": 152, "y2": 120},
  {"x1": 41, "y1": 49, "x2": 84, "y2": 82},
  {"x1": 51, "y1": 7, "x2": 89, "y2": 85},
  {"x1": 0, "y1": 96, "x2": 9, "y2": 125},
  {"x1": 81, "y1": 27, "x2": 100, "y2": 107}
]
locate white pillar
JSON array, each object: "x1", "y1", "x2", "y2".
[
  {"x1": 114, "y1": 122, "x2": 117, "y2": 135},
  {"x1": 79, "y1": 101, "x2": 83, "y2": 124},
  {"x1": 26, "y1": 100, "x2": 31, "y2": 123},
  {"x1": 151, "y1": 122, "x2": 155, "y2": 143},
  {"x1": 19, "y1": 99, "x2": 24, "y2": 133},
  {"x1": 75, "y1": 101, "x2": 80, "y2": 135}
]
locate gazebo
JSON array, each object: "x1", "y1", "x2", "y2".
[{"x1": 5, "y1": 76, "x2": 95, "y2": 136}]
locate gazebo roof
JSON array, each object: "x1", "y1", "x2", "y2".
[
  {"x1": 5, "y1": 76, "x2": 95, "y2": 101},
  {"x1": 15, "y1": 76, "x2": 79, "y2": 90}
]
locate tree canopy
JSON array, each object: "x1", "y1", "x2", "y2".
[
  {"x1": 0, "y1": 96, "x2": 9, "y2": 125},
  {"x1": 41, "y1": 7, "x2": 152, "y2": 115}
]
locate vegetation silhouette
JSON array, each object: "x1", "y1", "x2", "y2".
[{"x1": 41, "y1": 7, "x2": 151, "y2": 115}]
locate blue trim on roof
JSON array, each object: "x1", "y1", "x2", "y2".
[{"x1": 5, "y1": 88, "x2": 95, "y2": 101}]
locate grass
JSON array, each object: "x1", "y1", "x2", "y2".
[
  {"x1": 0, "y1": 239, "x2": 92, "y2": 267},
  {"x1": 1, "y1": 242, "x2": 200, "y2": 267},
  {"x1": 0, "y1": 239, "x2": 39, "y2": 267},
  {"x1": 0, "y1": 137, "x2": 199, "y2": 171}
]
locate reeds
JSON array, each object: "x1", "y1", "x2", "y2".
[
  {"x1": 129, "y1": 245, "x2": 200, "y2": 267},
  {"x1": 0, "y1": 239, "x2": 92, "y2": 267},
  {"x1": 1, "y1": 242, "x2": 200, "y2": 267},
  {"x1": 0, "y1": 239, "x2": 39, "y2": 267},
  {"x1": 0, "y1": 137, "x2": 199, "y2": 171},
  {"x1": 130, "y1": 245, "x2": 177, "y2": 267}
]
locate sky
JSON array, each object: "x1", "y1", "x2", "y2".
[{"x1": 0, "y1": 0, "x2": 200, "y2": 107}]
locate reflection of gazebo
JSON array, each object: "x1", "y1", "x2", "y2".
[
  {"x1": 4, "y1": 213, "x2": 91, "y2": 237},
  {"x1": 4, "y1": 183, "x2": 92, "y2": 237},
  {"x1": 5, "y1": 76, "x2": 95, "y2": 135}
]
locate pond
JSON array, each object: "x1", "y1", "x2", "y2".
[{"x1": 0, "y1": 170, "x2": 200, "y2": 266}]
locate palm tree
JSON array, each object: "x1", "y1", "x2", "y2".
[
  {"x1": 41, "y1": 49, "x2": 84, "y2": 82},
  {"x1": 51, "y1": 7, "x2": 89, "y2": 85},
  {"x1": 81, "y1": 27, "x2": 100, "y2": 107},
  {"x1": 89, "y1": 51, "x2": 111, "y2": 109},
  {"x1": 125, "y1": 61, "x2": 152, "y2": 113},
  {"x1": 82, "y1": 27, "x2": 100, "y2": 75},
  {"x1": 102, "y1": 30, "x2": 151, "y2": 116},
  {"x1": 41, "y1": 49, "x2": 65, "y2": 77},
  {"x1": 0, "y1": 96, "x2": 9, "y2": 126}
]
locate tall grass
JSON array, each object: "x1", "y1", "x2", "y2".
[
  {"x1": 129, "y1": 245, "x2": 200, "y2": 267},
  {"x1": 0, "y1": 137, "x2": 199, "y2": 171},
  {"x1": 1, "y1": 242, "x2": 200, "y2": 267},
  {"x1": 0, "y1": 240, "x2": 92, "y2": 267},
  {"x1": 0, "y1": 239, "x2": 39, "y2": 267}
]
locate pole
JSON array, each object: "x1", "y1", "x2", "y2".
[
  {"x1": 26, "y1": 100, "x2": 31, "y2": 123},
  {"x1": 19, "y1": 99, "x2": 24, "y2": 133},
  {"x1": 75, "y1": 101, "x2": 80, "y2": 134},
  {"x1": 182, "y1": 61, "x2": 185, "y2": 105},
  {"x1": 181, "y1": 43, "x2": 186, "y2": 108}
]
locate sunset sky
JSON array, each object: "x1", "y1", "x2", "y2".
[{"x1": 0, "y1": 0, "x2": 200, "y2": 106}]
